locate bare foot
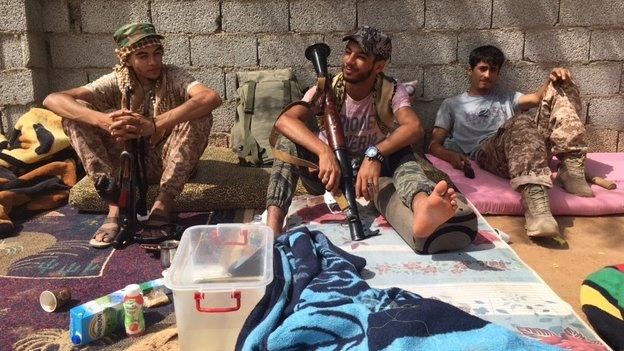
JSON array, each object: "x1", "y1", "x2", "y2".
[{"x1": 412, "y1": 180, "x2": 458, "y2": 238}]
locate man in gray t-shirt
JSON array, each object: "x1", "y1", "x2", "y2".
[
  {"x1": 429, "y1": 45, "x2": 593, "y2": 239},
  {"x1": 435, "y1": 90, "x2": 522, "y2": 157}
]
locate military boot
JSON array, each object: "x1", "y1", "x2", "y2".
[
  {"x1": 520, "y1": 184, "x2": 559, "y2": 238},
  {"x1": 558, "y1": 153, "x2": 594, "y2": 197}
]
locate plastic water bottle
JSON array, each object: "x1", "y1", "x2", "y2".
[{"x1": 123, "y1": 284, "x2": 145, "y2": 337}]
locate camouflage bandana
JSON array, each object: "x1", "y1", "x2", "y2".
[
  {"x1": 342, "y1": 26, "x2": 392, "y2": 60},
  {"x1": 113, "y1": 22, "x2": 164, "y2": 63}
]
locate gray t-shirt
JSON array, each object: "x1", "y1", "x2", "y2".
[{"x1": 434, "y1": 91, "x2": 523, "y2": 155}]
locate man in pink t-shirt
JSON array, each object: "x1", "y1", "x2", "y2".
[{"x1": 266, "y1": 27, "x2": 475, "y2": 253}]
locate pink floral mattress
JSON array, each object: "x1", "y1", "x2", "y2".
[{"x1": 427, "y1": 153, "x2": 624, "y2": 215}]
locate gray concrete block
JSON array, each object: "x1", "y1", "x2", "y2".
[
  {"x1": 560, "y1": 0, "x2": 624, "y2": 27},
  {"x1": 31, "y1": 68, "x2": 49, "y2": 102},
  {"x1": 588, "y1": 96, "x2": 624, "y2": 131},
  {"x1": 413, "y1": 99, "x2": 443, "y2": 131},
  {"x1": 323, "y1": 32, "x2": 350, "y2": 67},
  {"x1": 290, "y1": 0, "x2": 355, "y2": 32},
  {"x1": 498, "y1": 62, "x2": 551, "y2": 93},
  {"x1": 0, "y1": 34, "x2": 26, "y2": 69},
  {"x1": 569, "y1": 63, "x2": 621, "y2": 96},
  {"x1": 186, "y1": 67, "x2": 225, "y2": 98},
  {"x1": 81, "y1": 0, "x2": 149, "y2": 33},
  {"x1": 590, "y1": 30, "x2": 624, "y2": 61},
  {"x1": 191, "y1": 34, "x2": 257, "y2": 68},
  {"x1": 585, "y1": 124, "x2": 618, "y2": 153},
  {"x1": 358, "y1": 0, "x2": 424, "y2": 30},
  {"x1": 50, "y1": 34, "x2": 117, "y2": 68},
  {"x1": 222, "y1": 0, "x2": 288, "y2": 33},
  {"x1": 42, "y1": 0, "x2": 70, "y2": 32},
  {"x1": 258, "y1": 34, "x2": 323, "y2": 67},
  {"x1": 525, "y1": 29, "x2": 590, "y2": 63},
  {"x1": 492, "y1": 0, "x2": 558, "y2": 28},
  {"x1": 0, "y1": 69, "x2": 36, "y2": 105},
  {"x1": 412, "y1": 98, "x2": 443, "y2": 152},
  {"x1": 392, "y1": 32, "x2": 456, "y2": 66},
  {"x1": 25, "y1": 32, "x2": 47, "y2": 69},
  {"x1": 426, "y1": 0, "x2": 491, "y2": 29},
  {"x1": 225, "y1": 70, "x2": 237, "y2": 101},
  {"x1": 48, "y1": 69, "x2": 88, "y2": 92},
  {"x1": 25, "y1": 0, "x2": 43, "y2": 32},
  {"x1": 458, "y1": 29, "x2": 524, "y2": 62},
  {"x1": 212, "y1": 100, "x2": 237, "y2": 133},
  {"x1": 163, "y1": 35, "x2": 190, "y2": 66},
  {"x1": 152, "y1": 0, "x2": 219, "y2": 34},
  {"x1": 2, "y1": 104, "x2": 33, "y2": 131},
  {"x1": 423, "y1": 65, "x2": 468, "y2": 99},
  {"x1": 87, "y1": 69, "x2": 113, "y2": 83},
  {"x1": 386, "y1": 66, "x2": 424, "y2": 96},
  {"x1": 0, "y1": 0, "x2": 28, "y2": 32},
  {"x1": 292, "y1": 66, "x2": 318, "y2": 91}
]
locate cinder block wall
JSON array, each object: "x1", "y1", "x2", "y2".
[
  {"x1": 1, "y1": 0, "x2": 623, "y2": 152},
  {"x1": 0, "y1": 0, "x2": 47, "y2": 132}
]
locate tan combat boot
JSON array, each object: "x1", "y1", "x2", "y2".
[
  {"x1": 558, "y1": 154, "x2": 594, "y2": 197},
  {"x1": 520, "y1": 184, "x2": 559, "y2": 238}
]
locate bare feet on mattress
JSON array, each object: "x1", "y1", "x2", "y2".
[{"x1": 411, "y1": 180, "x2": 458, "y2": 238}]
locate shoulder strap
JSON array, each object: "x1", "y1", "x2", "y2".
[
  {"x1": 374, "y1": 73, "x2": 397, "y2": 134},
  {"x1": 269, "y1": 101, "x2": 319, "y2": 170},
  {"x1": 237, "y1": 80, "x2": 259, "y2": 160}
]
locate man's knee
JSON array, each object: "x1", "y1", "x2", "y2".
[
  {"x1": 506, "y1": 114, "x2": 543, "y2": 142},
  {"x1": 192, "y1": 113, "x2": 213, "y2": 128},
  {"x1": 177, "y1": 114, "x2": 213, "y2": 134}
]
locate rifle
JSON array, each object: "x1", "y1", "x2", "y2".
[
  {"x1": 112, "y1": 87, "x2": 149, "y2": 248},
  {"x1": 305, "y1": 43, "x2": 370, "y2": 241}
]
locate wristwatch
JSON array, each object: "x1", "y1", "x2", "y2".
[{"x1": 364, "y1": 145, "x2": 385, "y2": 163}]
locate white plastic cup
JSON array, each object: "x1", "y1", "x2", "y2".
[{"x1": 40, "y1": 288, "x2": 71, "y2": 312}]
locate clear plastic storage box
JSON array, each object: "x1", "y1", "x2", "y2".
[{"x1": 164, "y1": 223, "x2": 273, "y2": 351}]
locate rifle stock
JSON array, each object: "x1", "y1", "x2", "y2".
[{"x1": 305, "y1": 43, "x2": 368, "y2": 241}]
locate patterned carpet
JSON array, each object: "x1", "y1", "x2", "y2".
[
  {"x1": 0, "y1": 206, "x2": 257, "y2": 351},
  {"x1": 282, "y1": 195, "x2": 611, "y2": 350}
]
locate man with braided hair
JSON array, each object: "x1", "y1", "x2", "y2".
[{"x1": 44, "y1": 22, "x2": 222, "y2": 248}]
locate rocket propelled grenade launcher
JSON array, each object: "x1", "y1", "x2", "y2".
[{"x1": 305, "y1": 43, "x2": 369, "y2": 241}]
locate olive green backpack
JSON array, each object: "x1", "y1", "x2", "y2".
[{"x1": 231, "y1": 69, "x2": 303, "y2": 167}]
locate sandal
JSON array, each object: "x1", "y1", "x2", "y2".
[
  {"x1": 89, "y1": 217, "x2": 120, "y2": 249},
  {"x1": 137, "y1": 214, "x2": 182, "y2": 250}
]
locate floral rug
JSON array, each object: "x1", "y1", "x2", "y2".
[
  {"x1": 284, "y1": 195, "x2": 610, "y2": 351},
  {"x1": 0, "y1": 206, "x2": 257, "y2": 350}
]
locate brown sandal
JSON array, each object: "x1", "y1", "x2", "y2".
[
  {"x1": 137, "y1": 214, "x2": 181, "y2": 251},
  {"x1": 89, "y1": 217, "x2": 120, "y2": 249}
]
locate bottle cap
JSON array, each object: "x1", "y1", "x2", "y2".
[
  {"x1": 125, "y1": 284, "x2": 141, "y2": 296},
  {"x1": 71, "y1": 334, "x2": 82, "y2": 345}
]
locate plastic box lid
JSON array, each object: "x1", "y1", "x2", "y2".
[{"x1": 164, "y1": 224, "x2": 273, "y2": 292}]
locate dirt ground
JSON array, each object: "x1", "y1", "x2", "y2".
[{"x1": 484, "y1": 214, "x2": 624, "y2": 323}]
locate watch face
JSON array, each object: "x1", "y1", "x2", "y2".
[{"x1": 365, "y1": 147, "x2": 377, "y2": 158}]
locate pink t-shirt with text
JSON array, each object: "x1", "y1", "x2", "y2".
[{"x1": 303, "y1": 83, "x2": 411, "y2": 155}]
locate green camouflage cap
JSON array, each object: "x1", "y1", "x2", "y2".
[
  {"x1": 113, "y1": 22, "x2": 164, "y2": 48},
  {"x1": 343, "y1": 26, "x2": 391, "y2": 60}
]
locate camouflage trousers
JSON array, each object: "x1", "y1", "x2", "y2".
[
  {"x1": 266, "y1": 137, "x2": 436, "y2": 211},
  {"x1": 63, "y1": 114, "x2": 212, "y2": 201},
  {"x1": 476, "y1": 81, "x2": 587, "y2": 190}
]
